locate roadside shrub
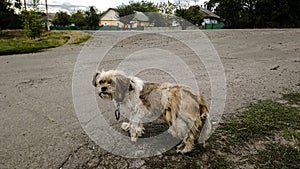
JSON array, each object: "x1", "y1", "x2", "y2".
[{"x1": 20, "y1": 0, "x2": 44, "y2": 39}]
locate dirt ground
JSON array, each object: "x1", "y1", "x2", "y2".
[{"x1": 0, "y1": 29, "x2": 299, "y2": 168}]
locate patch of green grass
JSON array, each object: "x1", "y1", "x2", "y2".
[
  {"x1": 203, "y1": 155, "x2": 232, "y2": 169},
  {"x1": 145, "y1": 152, "x2": 232, "y2": 169},
  {"x1": 283, "y1": 92, "x2": 300, "y2": 104},
  {"x1": 209, "y1": 93, "x2": 300, "y2": 168},
  {"x1": 249, "y1": 144, "x2": 300, "y2": 169},
  {"x1": 144, "y1": 93, "x2": 300, "y2": 168},
  {"x1": 145, "y1": 159, "x2": 169, "y2": 168},
  {"x1": 283, "y1": 129, "x2": 300, "y2": 141},
  {"x1": 218, "y1": 100, "x2": 300, "y2": 144},
  {"x1": 0, "y1": 30, "x2": 90, "y2": 55},
  {"x1": 67, "y1": 31, "x2": 91, "y2": 44}
]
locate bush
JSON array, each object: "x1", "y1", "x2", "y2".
[{"x1": 20, "y1": 1, "x2": 44, "y2": 39}]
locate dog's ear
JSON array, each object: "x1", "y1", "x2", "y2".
[
  {"x1": 92, "y1": 72, "x2": 100, "y2": 87},
  {"x1": 112, "y1": 75, "x2": 130, "y2": 102}
]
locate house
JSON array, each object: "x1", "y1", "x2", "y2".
[
  {"x1": 200, "y1": 8, "x2": 220, "y2": 24},
  {"x1": 99, "y1": 8, "x2": 151, "y2": 29},
  {"x1": 99, "y1": 8, "x2": 124, "y2": 28},
  {"x1": 130, "y1": 11, "x2": 150, "y2": 28},
  {"x1": 200, "y1": 8, "x2": 224, "y2": 29}
]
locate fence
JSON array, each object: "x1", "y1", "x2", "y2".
[
  {"x1": 50, "y1": 26, "x2": 129, "y2": 31},
  {"x1": 204, "y1": 23, "x2": 225, "y2": 29},
  {"x1": 50, "y1": 24, "x2": 225, "y2": 31},
  {"x1": 50, "y1": 26, "x2": 103, "y2": 30}
]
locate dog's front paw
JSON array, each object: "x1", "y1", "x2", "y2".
[
  {"x1": 131, "y1": 136, "x2": 138, "y2": 142},
  {"x1": 121, "y1": 122, "x2": 131, "y2": 131},
  {"x1": 136, "y1": 126, "x2": 145, "y2": 136}
]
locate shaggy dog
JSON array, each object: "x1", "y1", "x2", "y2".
[{"x1": 92, "y1": 70, "x2": 211, "y2": 154}]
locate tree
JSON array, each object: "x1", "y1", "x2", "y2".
[
  {"x1": 214, "y1": 0, "x2": 243, "y2": 28},
  {"x1": 117, "y1": 3, "x2": 135, "y2": 25},
  {"x1": 205, "y1": 0, "x2": 300, "y2": 28},
  {"x1": 175, "y1": 5, "x2": 203, "y2": 27},
  {"x1": 186, "y1": 5, "x2": 203, "y2": 25},
  {"x1": 52, "y1": 11, "x2": 71, "y2": 26},
  {"x1": 14, "y1": 0, "x2": 22, "y2": 9},
  {"x1": 174, "y1": 0, "x2": 190, "y2": 9},
  {"x1": 204, "y1": 0, "x2": 217, "y2": 11},
  {"x1": 255, "y1": 0, "x2": 292, "y2": 28},
  {"x1": 129, "y1": 0, "x2": 159, "y2": 13},
  {"x1": 286, "y1": 0, "x2": 300, "y2": 28},
  {"x1": 85, "y1": 6, "x2": 100, "y2": 29},
  {"x1": 71, "y1": 10, "x2": 86, "y2": 26},
  {"x1": 158, "y1": 1, "x2": 177, "y2": 14},
  {"x1": 241, "y1": 0, "x2": 257, "y2": 27},
  {"x1": 0, "y1": 0, "x2": 22, "y2": 29},
  {"x1": 117, "y1": 0, "x2": 159, "y2": 25},
  {"x1": 20, "y1": 0, "x2": 44, "y2": 38}
]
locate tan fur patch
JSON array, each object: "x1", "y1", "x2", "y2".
[
  {"x1": 139, "y1": 83, "x2": 159, "y2": 109},
  {"x1": 138, "y1": 82, "x2": 209, "y2": 153},
  {"x1": 94, "y1": 70, "x2": 209, "y2": 154}
]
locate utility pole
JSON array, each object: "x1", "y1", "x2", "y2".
[
  {"x1": 45, "y1": 0, "x2": 49, "y2": 30},
  {"x1": 194, "y1": 0, "x2": 199, "y2": 5},
  {"x1": 24, "y1": 0, "x2": 27, "y2": 10}
]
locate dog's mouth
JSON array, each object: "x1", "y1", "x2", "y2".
[{"x1": 99, "y1": 92, "x2": 112, "y2": 99}]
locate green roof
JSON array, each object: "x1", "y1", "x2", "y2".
[{"x1": 133, "y1": 11, "x2": 149, "y2": 22}]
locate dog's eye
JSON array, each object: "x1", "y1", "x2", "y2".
[
  {"x1": 99, "y1": 80, "x2": 104, "y2": 84},
  {"x1": 108, "y1": 80, "x2": 112, "y2": 84}
]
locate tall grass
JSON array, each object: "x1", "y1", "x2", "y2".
[{"x1": 0, "y1": 30, "x2": 90, "y2": 55}]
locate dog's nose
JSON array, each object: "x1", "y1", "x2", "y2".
[{"x1": 101, "y1": 87, "x2": 107, "y2": 92}]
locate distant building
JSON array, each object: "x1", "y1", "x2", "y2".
[
  {"x1": 98, "y1": 7, "x2": 222, "y2": 30},
  {"x1": 99, "y1": 8, "x2": 151, "y2": 29},
  {"x1": 200, "y1": 8, "x2": 221, "y2": 24},
  {"x1": 130, "y1": 11, "x2": 150, "y2": 28},
  {"x1": 42, "y1": 13, "x2": 55, "y2": 26},
  {"x1": 99, "y1": 8, "x2": 124, "y2": 28}
]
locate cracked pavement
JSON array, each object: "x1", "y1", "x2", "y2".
[{"x1": 1, "y1": 29, "x2": 299, "y2": 168}]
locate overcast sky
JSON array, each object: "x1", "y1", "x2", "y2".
[{"x1": 32, "y1": 0, "x2": 206, "y2": 13}]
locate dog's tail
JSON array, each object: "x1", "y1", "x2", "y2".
[
  {"x1": 199, "y1": 96, "x2": 208, "y2": 115},
  {"x1": 198, "y1": 96, "x2": 212, "y2": 146}
]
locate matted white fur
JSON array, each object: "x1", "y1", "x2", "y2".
[{"x1": 93, "y1": 70, "x2": 211, "y2": 154}]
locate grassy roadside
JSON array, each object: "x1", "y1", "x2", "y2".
[
  {"x1": 145, "y1": 92, "x2": 300, "y2": 168},
  {"x1": 0, "y1": 30, "x2": 91, "y2": 55}
]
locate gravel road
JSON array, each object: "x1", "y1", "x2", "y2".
[{"x1": 0, "y1": 29, "x2": 299, "y2": 168}]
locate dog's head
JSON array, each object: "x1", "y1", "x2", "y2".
[{"x1": 92, "y1": 70, "x2": 134, "y2": 102}]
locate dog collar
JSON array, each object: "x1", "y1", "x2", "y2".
[{"x1": 115, "y1": 103, "x2": 121, "y2": 121}]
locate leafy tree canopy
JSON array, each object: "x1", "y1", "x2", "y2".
[
  {"x1": 0, "y1": 0, "x2": 22, "y2": 29},
  {"x1": 205, "y1": 0, "x2": 300, "y2": 28},
  {"x1": 52, "y1": 11, "x2": 71, "y2": 26},
  {"x1": 158, "y1": 1, "x2": 177, "y2": 14},
  {"x1": 117, "y1": 0, "x2": 159, "y2": 24},
  {"x1": 85, "y1": 6, "x2": 100, "y2": 28},
  {"x1": 175, "y1": 5, "x2": 203, "y2": 26},
  {"x1": 71, "y1": 10, "x2": 86, "y2": 27},
  {"x1": 20, "y1": 0, "x2": 44, "y2": 38}
]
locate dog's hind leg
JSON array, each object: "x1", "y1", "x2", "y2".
[
  {"x1": 176, "y1": 118, "x2": 202, "y2": 154},
  {"x1": 176, "y1": 131, "x2": 198, "y2": 154}
]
